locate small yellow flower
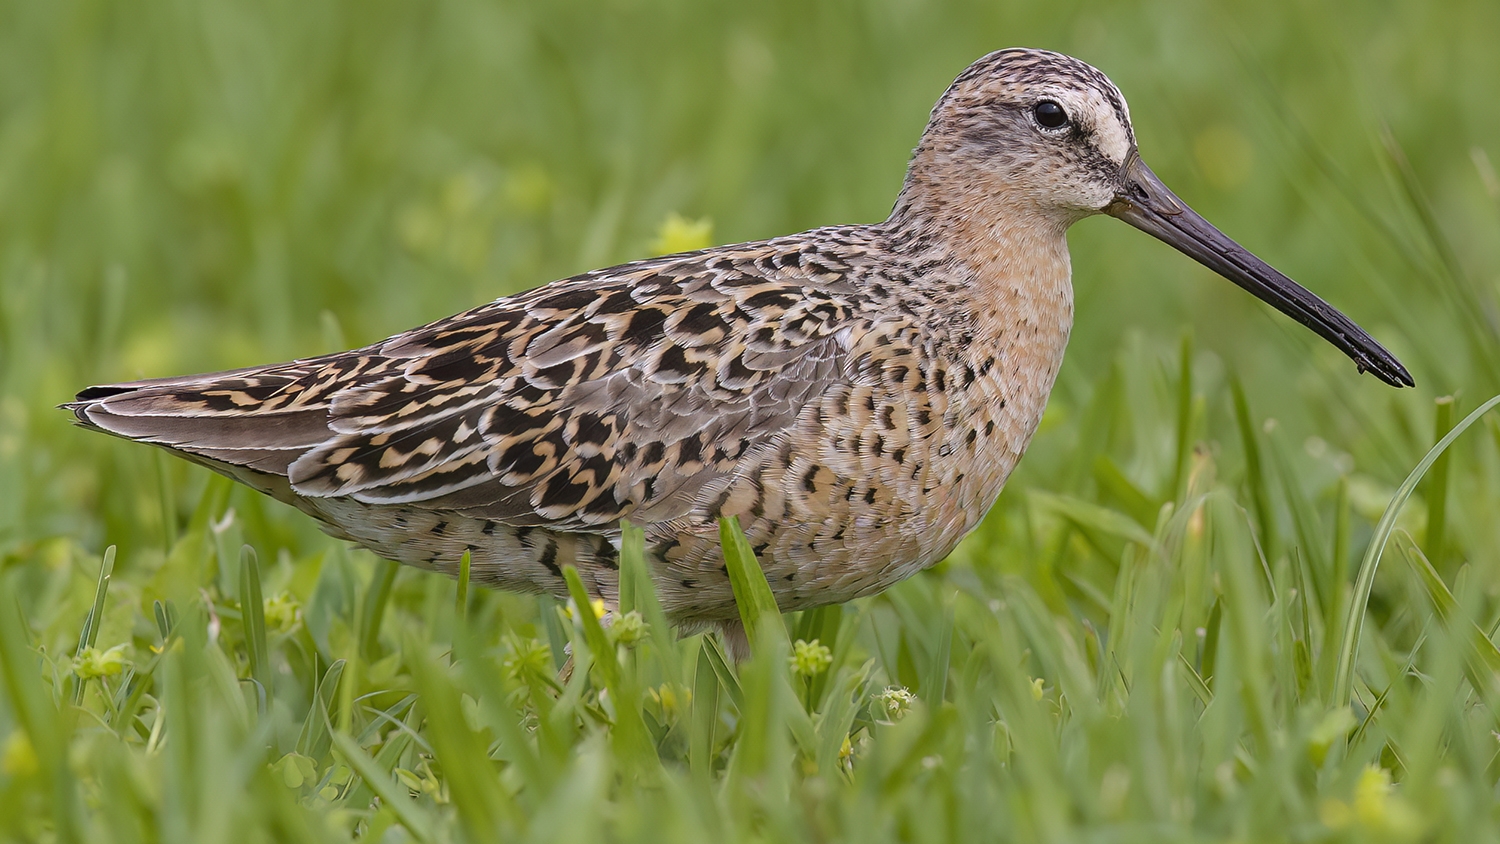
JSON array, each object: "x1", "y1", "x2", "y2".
[
  {"x1": 650, "y1": 213, "x2": 713, "y2": 256},
  {"x1": 73, "y1": 644, "x2": 131, "y2": 679},
  {"x1": 564, "y1": 597, "x2": 607, "y2": 622},
  {"x1": 650, "y1": 683, "x2": 693, "y2": 719},
  {"x1": 789, "y1": 638, "x2": 833, "y2": 677},
  {"x1": 1029, "y1": 677, "x2": 1046, "y2": 701}
]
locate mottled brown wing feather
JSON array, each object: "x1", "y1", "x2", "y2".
[
  {"x1": 288, "y1": 250, "x2": 866, "y2": 529},
  {"x1": 68, "y1": 242, "x2": 875, "y2": 534}
]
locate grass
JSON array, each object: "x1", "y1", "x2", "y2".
[{"x1": 4, "y1": 0, "x2": 1500, "y2": 840}]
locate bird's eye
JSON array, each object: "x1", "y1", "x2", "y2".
[{"x1": 1033, "y1": 100, "x2": 1069, "y2": 130}]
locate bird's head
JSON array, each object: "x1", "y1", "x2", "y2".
[
  {"x1": 897, "y1": 48, "x2": 1412, "y2": 388},
  {"x1": 914, "y1": 48, "x2": 1137, "y2": 220}
]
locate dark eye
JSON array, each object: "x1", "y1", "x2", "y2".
[{"x1": 1033, "y1": 100, "x2": 1069, "y2": 130}]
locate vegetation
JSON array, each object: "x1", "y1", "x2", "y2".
[{"x1": 3, "y1": 0, "x2": 1500, "y2": 840}]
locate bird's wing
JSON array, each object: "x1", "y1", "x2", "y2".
[{"x1": 67, "y1": 241, "x2": 882, "y2": 532}]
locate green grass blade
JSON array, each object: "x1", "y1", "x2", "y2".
[
  {"x1": 154, "y1": 599, "x2": 177, "y2": 643},
  {"x1": 725, "y1": 624, "x2": 791, "y2": 788},
  {"x1": 795, "y1": 605, "x2": 842, "y2": 707},
  {"x1": 1394, "y1": 534, "x2": 1500, "y2": 682},
  {"x1": 1030, "y1": 490, "x2": 1155, "y2": 550},
  {"x1": 620, "y1": 519, "x2": 678, "y2": 683},
  {"x1": 1176, "y1": 652, "x2": 1214, "y2": 706},
  {"x1": 339, "y1": 698, "x2": 420, "y2": 810},
  {"x1": 359, "y1": 559, "x2": 398, "y2": 660},
  {"x1": 1211, "y1": 495, "x2": 1273, "y2": 746},
  {"x1": 563, "y1": 566, "x2": 620, "y2": 687},
  {"x1": 1330, "y1": 476, "x2": 1351, "y2": 622},
  {"x1": 720, "y1": 516, "x2": 786, "y2": 654},
  {"x1": 1169, "y1": 332, "x2": 1194, "y2": 500},
  {"x1": 1092, "y1": 454, "x2": 1159, "y2": 529},
  {"x1": 1425, "y1": 396, "x2": 1456, "y2": 569},
  {"x1": 1, "y1": 576, "x2": 80, "y2": 838},
  {"x1": 331, "y1": 731, "x2": 437, "y2": 844},
  {"x1": 71, "y1": 544, "x2": 116, "y2": 705},
  {"x1": 814, "y1": 662, "x2": 870, "y2": 775},
  {"x1": 455, "y1": 638, "x2": 550, "y2": 793},
  {"x1": 295, "y1": 659, "x2": 345, "y2": 762},
  {"x1": 239, "y1": 545, "x2": 271, "y2": 699},
  {"x1": 921, "y1": 596, "x2": 954, "y2": 704},
  {"x1": 405, "y1": 633, "x2": 517, "y2": 838},
  {"x1": 1334, "y1": 393, "x2": 1500, "y2": 706},
  {"x1": 539, "y1": 595, "x2": 570, "y2": 673},
  {"x1": 1267, "y1": 429, "x2": 1329, "y2": 604},
  {"x1": 76, "y1": 544, "x2": 116, "y2": 653},
  {"x1": 562, "y1": 565, "x2": 658, "y2": 767},
  {"x1": 700, "y1": 633, "x2": 745, "y2": 710},
  {"x1": 690, "y1": 641, "x2": 722, "y2": 776},
  {"x1": 1230, "y1": 375, "x2": 1277, "y2": 562}
]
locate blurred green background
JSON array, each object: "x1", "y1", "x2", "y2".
[{"x1": 4, "y1": 0, "x2": 1500, "y2": 841}]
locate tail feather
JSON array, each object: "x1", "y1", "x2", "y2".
[{"x1": 64, "y1": 366, "x2": 338, "y2": 479}]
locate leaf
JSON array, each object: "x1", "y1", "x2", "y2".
[
  {"x1": 295, "y1": 659, "x2": 345, "y2": 762},
  {"x1": 690, "y1": 642, "x2": 722, "y2": 775},
  {"x1": 405, "y1": 636, "x2": 517, "y2": 838},
  {"x1": 332, "y1": 731, "x2": 437, "y2": 844},
  {"x1": 619, "y1": 520, "x2": 679, "y2": 683},
  {"x1": 561, "y1": 566, "x2": 659, "y2": 768},
  {"x1": 239, "y1": 546, "x2": 271, "y2": 699},
  {"x1": 1333, "y1": 393, "x2": 1500, "y2": 706},
  {"x1": 71, "y1": 545, "x2": 116, "y2": 705},
  {"x1": 720, "y1": 516, "x2": 787, "y2": 653},
  {"x1": 1030, "y1": 491, "x2": 1155, "y2": 550},
  {"x1": 359, "y1": 560, "x2": 398, "y2": 660},
  {"x1": 1394, "y1": 534, "x2": 1500, "y2": 689}
]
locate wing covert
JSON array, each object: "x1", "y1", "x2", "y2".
[{"x1": 287, "y1": 247, "x2": 870, "y2": 530}]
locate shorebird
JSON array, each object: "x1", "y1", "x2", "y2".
[{"x1": 67, "y1": 49, "x2": 1411, "y2": 644}]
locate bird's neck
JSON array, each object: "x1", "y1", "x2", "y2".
[
  {"x1": 881, "y1": 158, "x2": 1077, "y2": 455},
  {"x1": 885, "y1": 160, "x2": 1077, "y2": 337}
]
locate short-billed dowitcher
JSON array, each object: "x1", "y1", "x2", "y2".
[{"x1": 67, "y1": 49, "x2": 1411, "y2": 642}]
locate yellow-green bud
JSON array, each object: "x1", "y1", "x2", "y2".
[
  {"x1": 789, "y1": 638, "x2": 833, "y2": 677},
  {"x1": 263, "y1": 591, "x2": 302, "y2": 634},
  {"x1": 73, "y1": 644, "x2": 131, "y2": 679},
  {"x1": 609, "y1": 610, "x2": 646, "y2": 646},
  {"x1": 874, "y1": 686, "x2": 915, "y2": 721}
]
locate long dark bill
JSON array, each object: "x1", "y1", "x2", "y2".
[{"x1": 1105, "y1": 152, "x2": 1413, "y2": 388}]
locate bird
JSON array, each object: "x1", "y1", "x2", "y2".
[{"x1": 66, "y1": 48, "x2": 1412, "y2": 650}]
